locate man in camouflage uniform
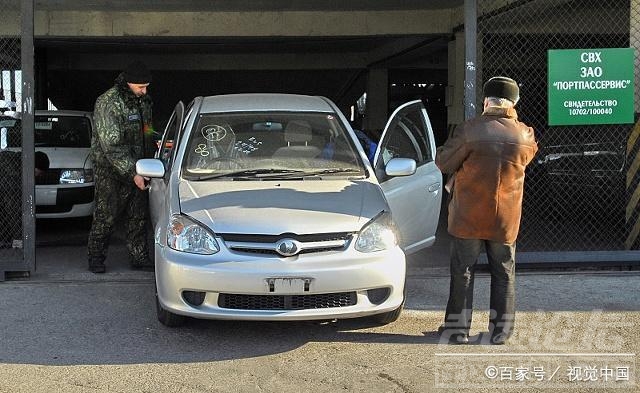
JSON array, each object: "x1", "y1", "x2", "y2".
[{"x1": 87, "y1": 61, "x2": 156, "y2": 273}]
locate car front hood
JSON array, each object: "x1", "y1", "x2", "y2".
[{"x1": 178, "y1": 179, "x2": 386, "y2": 235}]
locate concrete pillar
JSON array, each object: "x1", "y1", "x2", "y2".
[
  {"x1": 463, "y1": 0, "x2": 477, "y2": 121},
  {"x1": 363, "y1": 68, "x2": 388, "y2": 135},
  {"x1": 446, "y1": 31, "x2": 466, "y2": 130}
]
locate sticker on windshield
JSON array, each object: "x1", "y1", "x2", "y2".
[
  {"x1": 194, "y1": 143, "x2": 210, "y2": 157},
  {"x1": 234, "y1": 136, "x2": 262, "y2": 154},
  {"x1": 202, "y1": 125, "x2": 229, "y2": 142}
]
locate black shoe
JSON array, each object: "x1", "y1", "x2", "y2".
[
  {"x1": 449, "y1": 333, "x2": 469, "y2": 345},
  {"x1": 131, "y1": 264, "x2": 155, "y2": 272},
  {"x1": 88, "y1": 264, "x2": 106, "y2": 274},
  {"x1": 131, "y1": 258, "x2": 154, "y2": 271},
  {"x1": 437, "y1": 324, "x2": 469, "y2": 345}
]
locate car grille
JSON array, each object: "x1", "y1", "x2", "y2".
[
  {"x1": 220, "y1": 232, "x2": 353, "y2": 243},
  {"x1": 218, "y1": 292, "x2": 357, "y2": 310},
  {"x1": 36, "y1": 205, "x2": 73, "y2": 214},
  {"x1": 57, "y1": 186, "x2": 94, "y2": 204},
  {"x1": 220, "y1": 232, "x2": 354, "y2": 256}
]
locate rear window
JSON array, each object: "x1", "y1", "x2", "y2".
[
  {"x1": 35, "y1": 115, "x2": 92, "y2": 148},
  {"x1": 0, "y1": 115, "x2": 92, "y2": 148}
]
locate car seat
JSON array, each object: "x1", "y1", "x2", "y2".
[{"x1": 272, "y1": 120, "x2": 321, "y2": 159}]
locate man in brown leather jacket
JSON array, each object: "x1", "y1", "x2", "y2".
[{"x1": 435, "y1": 76, "x2": 538, "y2": 345}]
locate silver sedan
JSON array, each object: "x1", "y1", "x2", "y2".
[{"x1": 137, "y1": 93, "x2": 442, "y2": 326}]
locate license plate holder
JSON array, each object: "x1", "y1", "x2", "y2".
[{"x1": 267, "y1": 278, "x2": 311, "y2": 293}]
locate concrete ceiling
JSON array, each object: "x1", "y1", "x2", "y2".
[
  {"x1": 29, "y1": 0, "x2": 461, "y2": 71},
  {"x1": 24, "y1": 0, "x2": 459, "y2": 119}
]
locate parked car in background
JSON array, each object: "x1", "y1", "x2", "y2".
[
  {"x1": 535, "y1": 141, "x2": 625, "y2": 186},
  {"x1": 529, "y1": 139, "x2": 626, "y2": 216},
  {"x1": 34, "y1": 110, "x2": 95, "y2": 218},
  {"x1": 0, "y1": 110, "x2": 95, "y2": 219},
  {"x1": 137, "y1": 93, "x2": 442, "y2": 327}
]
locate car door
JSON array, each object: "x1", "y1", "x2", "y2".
[
  {"x1": 149, "y1": 101, "x2": 184, "y2": 227},
  {"x1": 373, "y1": 100, "x2": 442, "y2": 254}
]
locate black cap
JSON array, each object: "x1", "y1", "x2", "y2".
[
  {"x1": 483, "y1": 76, "x2": 519, "y2": 104},
  {"x1": 123, "y1": 61, "x2": 152, "y2": 84}
]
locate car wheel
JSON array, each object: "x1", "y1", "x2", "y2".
[
  {"x1": 155, "y1": 287, "x2": 186, "y2": 327},
  {"x1": 370, "y1": 304, "x2": 403, "y2": 325}
]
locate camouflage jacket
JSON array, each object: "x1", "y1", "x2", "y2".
[{"x1": 91, "y1": 73, "x2": 155, "y2": 182}]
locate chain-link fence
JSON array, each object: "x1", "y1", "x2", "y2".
[
  {"x1": 477, "y1": 0, "x2": 636, "y2": 253},
  {"x1": 0, "y1": 0, "x2": 24, "y2": 267}
]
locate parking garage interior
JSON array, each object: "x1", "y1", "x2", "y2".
[
  {"x1": 36, "y1": 36, "x2": 449, "y2": 141},
  {"x1": 2, "y1": 0, "x2": 640, "y2": 277}
]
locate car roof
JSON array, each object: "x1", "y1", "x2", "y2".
[{"x1": 198, "y1": 93, "x2": 335, "y2": 114}]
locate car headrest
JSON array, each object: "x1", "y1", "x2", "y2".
[{"x1": 284, "y1": 120, "x2": 312, "y2": 143}]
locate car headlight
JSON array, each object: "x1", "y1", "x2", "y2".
[
  {"x1": 59, "y1": 169, "x2": 93, "y2": 184},
  {"x1": 355, "y1": 211, "x2": 398, "y2": 253},
  {"x1": 167, "y1": 214, "x2": 219, "y2": 255}
]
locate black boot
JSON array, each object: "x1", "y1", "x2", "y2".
[
  {"x1": 88, "y1": 259, "x2": 106, "y2": 273},
  {"x1": 131, "y1": 257, "x2": 154, "y2": 271}
]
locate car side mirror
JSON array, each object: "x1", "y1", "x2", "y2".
[
  {"x1": 136, "y1": 158, "x2": 165, "y2": 178},
  {"x1": 385, "y1": 157, "x2": 416, "y2": 177}
]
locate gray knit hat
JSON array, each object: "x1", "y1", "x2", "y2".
[{"x1": 483, "y1": 76, "x2": 519, "y2": 104}]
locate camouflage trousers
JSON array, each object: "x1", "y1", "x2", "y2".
[{"x1": 87, "y1": 171, "x2": 150, "y2": 266}]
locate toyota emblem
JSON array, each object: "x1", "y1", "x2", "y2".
[{"x1": 275, "y1": 239, "x2": 300, "y2": 257}]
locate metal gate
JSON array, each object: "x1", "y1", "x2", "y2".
[
  {"x1": 474, "y1": 0, "x2": 640, "y2": 263},
  {"x1": 0, "y1": 0, "x2": 35, "y2": 279}
]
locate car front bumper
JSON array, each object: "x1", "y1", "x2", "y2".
[
  {"x1": 35, "y1": 184, "x2": 94, "y2": 218},
  {"x1": 155, "y1": 242, "x2": 406, "y2": 321}
]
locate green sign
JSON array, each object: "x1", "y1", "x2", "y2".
[{"x1": 548, "y1": 48, "x2": 634, "y2": 125}]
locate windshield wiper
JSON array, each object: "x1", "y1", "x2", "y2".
[
  {"x1": 185, "y1": 168, "x2": 365, "y2": 181},
  {"x1": 186, "y1": 168, "x2": 305, "y2": 181},
  {"x1": 254, "y1": 168, "x2": 364, "y2": 179}
]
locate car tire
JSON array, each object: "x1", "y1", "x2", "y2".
[
  {"x1": 155, "y1": 287, "x2": 186, "y2": 327},
  {"x1": 370, "y1": 304, "x2": 403, "y2": 325}
]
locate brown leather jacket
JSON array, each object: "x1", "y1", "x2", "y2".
[{"x1": 436, "y1": 107, "x2": 538, "y2": 244}]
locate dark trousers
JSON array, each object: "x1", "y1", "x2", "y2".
[
  {"x1": 443, "y1": 237, "x2": 516, "y2": 339},
  {"x1": 87, "y1": 172, "x2": 149, "y2": 266}
]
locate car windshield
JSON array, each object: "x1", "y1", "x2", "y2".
[
  {"x1": 182, "y1": 112, "x2": 366, "y2": 180},
  {"x1": 1, "y1": 115, "x2": 92, "y2": 148}
]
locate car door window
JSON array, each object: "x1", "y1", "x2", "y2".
[
  {"x1": 374, "y1": 100, "x2": 442, "y2": 252},
  {"x1": 157, "y1": 102, "x2": 185, "y2": 171},
  {"x1": 375, "y1": 102, "x2": 432, "y2": 181}
]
